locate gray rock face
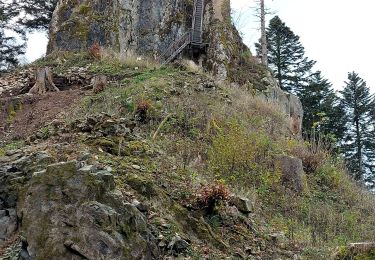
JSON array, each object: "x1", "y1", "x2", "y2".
[
  {"x1": 0, "y1": 149, "x2": 56, "y2": 246},
  {"x1": 277, "y1": 156, "x2": 305, "y2": 193},
  {"x1": 47, "y1": 0, "x2": 246, "y2": 79},
  {"x1": 17, "y1": 161, "x2": 158, "y2": 259},
  {"x1": 49, "y1": 0, "x2": 188, "y2": 56},
  {"x1": 259, "y1": 73, "x2": 304, "y2": 137},
  {"x1": 0, "y1": 209, "x2": 17, "y2": 243}
]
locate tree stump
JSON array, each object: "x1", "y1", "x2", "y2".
[
  {"x1": 92, "y1": 75, "x2": 107, "y2": 94},
  {"x1": 29, "y1": 67, "x2": 60, "y2": 94}
]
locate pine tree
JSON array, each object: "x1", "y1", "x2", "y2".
[
  {"x1": 340, "y1": 72, "x2": 374, "y2": 182},
  {"x1": 364, "y1": 100, "x2": 375, "y2": 186},
  {"x1": 0, "y1": 2, "x2": 25, "y2": 71},
  {"x1": 14, "y1": 0, "x2": 58, "y2": 30},
  {"x1": 0, "y1": 0, "x2": 57, "y2": 71},
  {"x1": 263, "y1": 16, "x2": 316, "y2": 94},
  {"x1": 300, "y1": 71, "x2": 346, "y2": 142}
]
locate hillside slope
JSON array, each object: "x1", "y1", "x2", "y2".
[{"x1": 0, "y1": 53, "x2": 375, "y2": 259}]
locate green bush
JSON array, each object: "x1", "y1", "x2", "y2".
[{"x1": 208, "y1": 121, "x2": 282, "y2": 189}]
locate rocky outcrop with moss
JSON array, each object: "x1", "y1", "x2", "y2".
[
  {"x1": 47, "y1": 0, "x2": 248, "y2": 80},
  {"x1": 19, "y1": 160, "x2": 158, "y2": 259}
]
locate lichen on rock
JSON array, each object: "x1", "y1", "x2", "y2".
[{"x1": 17, "y1": 161, "x2": 159, "y2": 259}]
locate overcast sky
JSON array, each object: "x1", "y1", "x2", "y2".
[
  {"x1": 26, "y1": 0, "x2": 375, "y2": 92},
  {"x1": 231, "y1": 0, "x2": 375, "y2": 92}
]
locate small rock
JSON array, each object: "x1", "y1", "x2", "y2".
[
  {"x1": 168, "y1": 235, "x2": 189, "y2": 254},
  {"x1": 78, "y1": 165, "x2": 97, "y2": 174},
  {"x1": 132, "y1": 199, "x2": 148, "y2": 212},
  {"x1": 231, "y1": 196, "x2": 253, "y2": 214},
  {"x1": 203, "y1": 81, "x2": 216, "y2": 89},
  {"x1": 158, "y1": 240, "x2": 166, "y2": 247},
  {"x1": 131, "y1": 164, "x2": 141, "y2": 170},
  {"x1": 78, "y1": 152, "x2": 91, "y2": 161},
  {"x1": 269, "y1": 232, "x2": 287, "y2": 248},
  {"x1": 5, "y1": 149, "x2": 21, "y2": 156}
]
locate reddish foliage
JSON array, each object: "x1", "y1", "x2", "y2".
[
  {"x1": 197, "y1": 182, "x2": 230, "y2": 214},
  {"x1": 89, "y1": 42, "x2": 101, "y2": 59},
  {"x1": 135, "y1": 99, "x2": 152, "y2": 121}
]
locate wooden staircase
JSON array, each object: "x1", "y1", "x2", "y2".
[
  {"x1": 191, "y1": 0, "x2": 204, "y2": 44},
  {"x1": 160, "y1": 0, "x2": 205, "y2": 64}
]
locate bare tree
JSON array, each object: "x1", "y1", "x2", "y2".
[
  {"x1": 253, "y1": 0, "x2": 274, "y2": 66},
  {"x1": 260, "y1": 0, "x2": 268, "y2": 66}
]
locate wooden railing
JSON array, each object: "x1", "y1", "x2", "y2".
[
  {"x1": 160, "y1": 0, "x2": 205, "y2": 64},
  {"x1": 160, "y1": 31, "x2": 192, "y2": 65}
]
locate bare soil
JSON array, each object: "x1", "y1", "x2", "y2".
[{"x1": 0, "y1": 87, "x2": 85, "y2": 141}]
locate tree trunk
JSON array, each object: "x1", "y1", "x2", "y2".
[
  {"x1": 29, "y1": 67, "x2": 59, "y2": 94},
  {"x1": 260, "y1": 0, "x2": 268, "y2": 67},
  {"x1": 355, "y1": 115, "x2": 363, "y2": 181}
]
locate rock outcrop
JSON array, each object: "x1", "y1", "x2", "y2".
[
  {"x1": 18, "y1": 161, "x2": 158, "y2": 259},
  {"x1": 277, "y1": 155, "x2": 305, "y2": 193},
  {"x1": 0, "y1": 146, "x2": 159, "y2": 259},
  {"x1": 47, "y1": 0, "x2": 247, "y2": 80},
  {"x1": 333, "y1": 242, "x2": 375, "y2": 259},
  {"x1": 259, "y1": 72, "x2": 304, "y2": 136}
]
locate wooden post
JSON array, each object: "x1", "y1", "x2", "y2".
[{"x1": 92, "y1": 75, "x2": 107, "y2": 94}]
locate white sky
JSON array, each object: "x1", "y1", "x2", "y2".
[
  {"x1": 231, "y1": 0, "x2": 375, "y2": 92},
  {"x1": 25, "y1": 0, "x2": 375, "y2": 92}
]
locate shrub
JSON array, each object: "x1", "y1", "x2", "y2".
[
  {"x1": 197, "y1": 182, "x2": 230, "y2": 214},
  {"x1": 208, "y1": 121, "x2": 281, "y2": 189},
  {"x1": 288, "y1": 137, "x2": 329, "y2": 174},
  {"x1": 135, "y1": 99, "x2": 152, "y2": 122}
]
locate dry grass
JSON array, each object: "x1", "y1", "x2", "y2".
[
  {"x1": 214, "y1": 86, "x2": 289, "y2": 138},
  {"x1": 100, "y1": 48, "x2": 160, "y2": 69}
]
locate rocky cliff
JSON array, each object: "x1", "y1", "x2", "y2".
[{"x1": 48, "y1": 0, "x2": 247, "y2": 80}]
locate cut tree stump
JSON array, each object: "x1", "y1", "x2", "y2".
[
  {"x1": 92, "y1": 75, "x2": 107, "y2": 94},
  {"x1": 29, "y1": 67, "x2": 60, "y2": 94}
]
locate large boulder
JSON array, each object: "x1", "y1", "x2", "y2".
[
  {"x1": 277, "y1": 155, "x2": 305, "y2": 193},
  {"x1": 17, "y1": 161, "x2": 159, "y2": 259}
]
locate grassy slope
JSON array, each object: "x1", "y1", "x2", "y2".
[{"x1": 3, "y1": 52, "x2": 375, "y2": 259}]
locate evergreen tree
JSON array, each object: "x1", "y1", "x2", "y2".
[
  {"x1": 0, "y1": 1, "x2": 25, "y2": 71},
  {"x1": 340, "y1": 72, "x2": 374, "y2": 182},
  {"x1": 262, "y1": 16, "x2": 316, "y2": 94},
  {"x1": 14, "y1": 0, "x2": 58, "y2": 30},
  {"x1": 364, "y1": 100, "x2": 375, "y2": 186},
  {"x1": 0, "y1": 0, "x2": 57, "y2": 71},
  {"x1": 300, "y1": 71, "x2": 346, "y2": 142}
]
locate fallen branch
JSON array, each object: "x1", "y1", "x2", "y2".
[
  {"x1": 199, "y1": 216, "x2": 229, "y2": 249},
  {"x1": 152, "y1": 113, "x2": 172, "y2": 140}
]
